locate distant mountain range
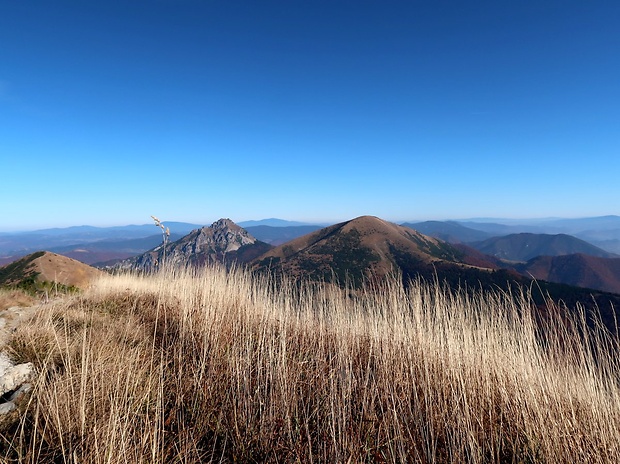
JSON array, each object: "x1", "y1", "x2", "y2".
[
  {"x1": 5, "y1": 216, "x2": 620, "y2": 332},
  {"x1": 454, "y1": 216, "x2": 620, "y2": 254},
  {"x1": 238, "y1": 218, "x2": 321, "y2": 228},
  {"x1": 402, "y1": 221, "x2": 492, "y2": 243},
  {"x1": 401, "y1": 225, "x2": 620, "y2": 295},
  {"x1": 403, "y1": 218, "x2": 620, "y2": 255},
  {"x1": 244, "y1": 225, "x2": 323, "y2": 245},
  {"x1": 49, "y1": 233, "x2": 186, "y2": 265},
  {"x1": 455, "y1": 215, "x2": 620, "y2": 234},
  {"x1": 469, "y1": 233, "x2": 616, "y2": 262},
  {"x1": 3, "y1": 215, "x2": 620, "y2": 296},
  {"x1": 3, "y1": 216, "x2": 618, "y2": 260},
  {"x1": 115, "y1": 215, "x2": 620, "y2": 298},
  {"x1": 0, "y1": 220, "x2": 321, "y2": 265},
  {"x1": 0, "y1": 222, "x2": 202, "y2": 266}
]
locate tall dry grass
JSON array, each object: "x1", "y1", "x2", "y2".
[
  {"x1": 1, "y1": 265, "x2": 619, "y2": 463},
  {"x1": 0, "y1": 288, "x2": 36, "y2": 311}
]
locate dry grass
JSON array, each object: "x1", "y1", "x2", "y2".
[
  {"x1": 0, "y1": 288, "x2": 36, "y2": 312},
  {"x1": 1, "y1": 265, "x2": 619, "y2": 463}
]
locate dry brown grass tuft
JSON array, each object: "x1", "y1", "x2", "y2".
[
  {"x1": 1, "y1": 265, "x2": 619, "y2": 463},
  {"x1": 0, "y1": 288, "x2": 36, "y2": 312}
]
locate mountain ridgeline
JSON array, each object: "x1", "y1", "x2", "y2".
[
  {"x1": 401, "y1": 221, "x2": 493, "y2": 243},
  {"x1": 470, "y1": 233, "x2": 616, "y2": 262}
]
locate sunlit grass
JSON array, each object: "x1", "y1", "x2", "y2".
[
  {"x1": 2, "y1": 265, "x2": 619, "y2": 463},
  {"x1": 0, "y1": 287, "x2": 36, "y2": 311}
]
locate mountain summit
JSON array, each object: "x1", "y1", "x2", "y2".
[
  {"x1": 252, "y1": 215, "x2": 492, "y2": 285},
  {"x1": 117, "y1": 219, "x2": 272, "y2": 271},
  {"x1": 0, "y1": 251, "x2": 103, "y2": 290}
]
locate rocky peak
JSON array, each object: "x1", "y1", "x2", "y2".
[
  {"x1": 207, "y1": 219, "x2": 256, "y2": 253},
  {"x1": 211, "y1": 218, "x2": 238, "y2": 230},
  {"x1": 116, "y1": 218, "x2": 266, "y2": 271}
]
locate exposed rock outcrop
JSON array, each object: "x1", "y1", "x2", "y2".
[
  {"x1": 116, "y1": 219, "x2": 272, "y2": 272},
  {"x1": 0, "y1": 352, "x2": 33, "y2": 415}
]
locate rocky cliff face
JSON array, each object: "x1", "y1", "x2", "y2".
[{"x1": 117, "y1": 219, "x2": 271, "y2": 272}]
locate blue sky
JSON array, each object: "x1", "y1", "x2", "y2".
[{"x1": 1, "y1": 1, "x2": 619, "y2": 231}]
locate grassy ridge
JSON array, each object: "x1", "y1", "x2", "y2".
[
  {"x1": 0, "y1": 252, "x2": 79, "y2": 296},
  {"x1": 2, "y1": 265, "x2": 620, "y2": 462},
  {"x1": 0, "y1": 252, "x2": 45, "y2": 289}
]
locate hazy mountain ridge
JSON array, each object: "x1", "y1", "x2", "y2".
[
  {"x1": 3, "y1": 215, "x2": 618, "y2": 263},
  {"x1": 244, "y1": 225, "x2": 323, "y2": 245},
  {"x1": 456, "y1": 215, "x2": 620, "y2": 231},
  {"x1": 470, "y1": 233, "x2": 617, "y2": 262},
  {"x1": 49, "y1": 234, "x2": 187, "y2": 266},
  {"x1": 456, "y1": 216, "x2": 620, "y2": 252},
  {"x1": 402, "y1": 221, "x2": 492, "y2": 243},
  {"x1": 238, "y1": 218, "x2": 321, "y2": 227},
  {"x1": 0, "y1": 222, "x2": 202, "y2": 257},
  {"x1": 403, "y1": 218, "x2": 620, "y2": 257}
]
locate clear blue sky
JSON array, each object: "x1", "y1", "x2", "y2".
[{"x1": 1, "y1": 0, "x2": 619, "y2": 231}]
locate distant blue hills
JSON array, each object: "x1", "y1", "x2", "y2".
[
  {"x1": 405, "y1": 216, "x2": 620, "y2": 255},
  {"x1": 1, "y1": 215, "x2": 619, "y2": 266},
  {"x1": 238, "y1": 218, "x2": 324, "y2": 228}
]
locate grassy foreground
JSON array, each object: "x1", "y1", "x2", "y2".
[
  {"x1": 0, "y1": 288, "x2": 35, "y2": 312},
  {"x1": 2, "y1": 265, "x2": 620, "y2": 463}
]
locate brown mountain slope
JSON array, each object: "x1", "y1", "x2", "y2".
[
  {"x1": 0, "y1": 251, "x2": 104, "y2": 290},
  {"x1": 451, "y1": 243, "x2": 505, "y2": 269},
  {"x1": 253, "y1": 215, "x2": 497, "y2": 285},
  {"x1": 519, "y1": 254, "x2": 620, "y2": 294}
]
